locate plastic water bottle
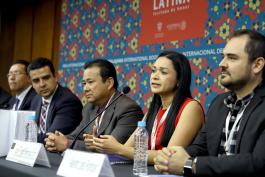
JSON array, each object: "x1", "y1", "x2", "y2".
[
  {"x1": 133, "y1": 121, "x2": 148, "y2": 176},
  {"x1": 25, "y1": 115, "x2": 38, "y2": 142}
]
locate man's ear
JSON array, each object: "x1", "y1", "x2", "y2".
[
  {"x1": 54, "y1": 72, "x2": 58, "y2": 82},
  {"x1": 253, "y1": 57, "x2": 265, "y2": 75},
  {"x1": 26, "y1": 73, "x2": 32, "y2": 84},
  {"x1": 106, "y1": 77, "x2": 114, "y2": 90}
]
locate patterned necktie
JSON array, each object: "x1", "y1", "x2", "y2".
[
  {"x1": 39, "y1": 100, "x2": 49, "y2": 134},
  {"x1": 14, "y1": 98, "x2": 20, "y2": 110}
]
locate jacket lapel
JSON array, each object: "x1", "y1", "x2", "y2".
[
  {"x1": 97, "y1": 104, "x2": 115, "y2": 135},
  {"x1": 46, "y1": 101, "x2": 55, "y2": 129},
  {"x1": 19, "y1": 88, "x2": 32, "y2": 109},
  {"x1": 236, "y1": 87, "x2": 264, "y2": 152},
  {"x1": 36, "y1": 98, "x2": 42, "y2": 123},
  {"x1": 211, "y1": 104, "x2": 229, "y2": 155},
  {"x1": 84, "y1": 106, "x2": 98, "y2": 133},
  {"x1": 97, "y1": 91, "x2": 118, "y2": 135},
  {"x1": 8, "y1": 97, "x2": 16, "y2": 109},
  {"x1": 45, "y1": 85, "x2": 60, "y2": 130}
]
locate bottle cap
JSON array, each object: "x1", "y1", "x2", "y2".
[
  {"x1": 27, "y1": 115, "x2": 36, "y2": 121},
  {"x1": 137, "y1": 121, "x2": 146, "y2": 127}
]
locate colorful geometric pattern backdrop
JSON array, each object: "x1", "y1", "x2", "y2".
[{"x1": 58, "y1": 0, "x2": 265, "y2": 113}]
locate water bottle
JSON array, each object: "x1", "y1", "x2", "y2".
[
  {"x1": 25, "y1": 115, "x2": 38, "y2": 142},
  {"x1": 133, "y1": 121, "x2": 148, "y2": 176}
]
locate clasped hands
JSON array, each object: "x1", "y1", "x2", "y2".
[
  {"x1": 44, "y1": 130, "x2": 69, "y2": 152},
  {"x1": 153, "y1": 146, "x2": 190, "y2": 175}
]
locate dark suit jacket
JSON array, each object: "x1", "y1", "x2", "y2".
[
  {"x1": 31, "y1": 84, "x2": 83, "y2": 143},
  {"x1": 68, "y1": 91, "x2": 143, "y2": 150},
  {"x1": 186, "y1": 84, "x2": 265, "y2": 177},
  {"x1": 0, "y1": 87, "x2": 11, "y2": 109},
  {"x1": 8, "y1": 87, "x2": 37, "y2": 110}
]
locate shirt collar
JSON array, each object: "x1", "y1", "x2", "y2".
[{"x1": 16, "y1": 86, "x2": 32, "y2": 102}]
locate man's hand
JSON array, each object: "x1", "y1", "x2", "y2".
[
  {"x1": 167, "y1": 146, "x2": 190, "y2": 175},
  {"x1": 154, "y1": 147, "x2": 172, "y2": 174},
  {"x1": 44, "y1": 131, "x2": 68, "y2": 152},
  {"x1": 93, "y1": 135, "x2": 122, "y2": 154},
  {"x1": 154, "y1": 146, "x2": 190, "y2": 175},
  {"x1": 83, "y1": 126, "x2": 98, "y2": 151}
]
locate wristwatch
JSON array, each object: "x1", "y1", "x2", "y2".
[{"x1": 183, "y1": 157, "x2": 194, "y2": 176}]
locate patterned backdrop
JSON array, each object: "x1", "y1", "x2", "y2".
[{"x1": 58, "y1": 0, "x2": 265, "y2": 113}]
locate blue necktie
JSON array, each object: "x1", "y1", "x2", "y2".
[{"x1": 14, "y1": 98, "x2": 20, "y2": 110}]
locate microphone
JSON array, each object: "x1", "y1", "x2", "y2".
[{"x1": 69, "y1": 86, "x2": 130, "y2": 149}]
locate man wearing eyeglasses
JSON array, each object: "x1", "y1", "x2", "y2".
[{"x1": 7, "y1": 60, "x2": 37, "y2": 110}]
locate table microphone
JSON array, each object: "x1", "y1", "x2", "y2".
[{"x1": 69, "y1": 86, "x2": 131, "y2": 149}]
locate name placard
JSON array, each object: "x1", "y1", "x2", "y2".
[
  {"x1": 6, "y1": 140, "x2": 51, "y2": 168},
  {"x1": 57, "y1": 149, "x2": 114, "y2": 177}
]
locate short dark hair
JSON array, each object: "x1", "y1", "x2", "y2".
[
  {"x1": 146, "y1": 51, "x2": 192, "y2": 147},
  {"x1": 230, "y1": 29, "x2": 265, "y2": 79},
  {"x1": 12, "y1": 60, "x2": 30, "y2": 74},
  {"x1": 27, "y1": 57, "x2": 55, "y2": 76},
  {"x1": 84, "y1": 59, "x2": 118, "y2": 89}
]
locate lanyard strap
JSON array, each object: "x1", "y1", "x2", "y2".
[
  {"x1": 224, "y1": 105, "x2": 247, "y2": 154},
  {"x1": 224, "y1": 93, "x2": 253, "y2": 155},
  {"x1": 151, "y1": 105, "x2": 171, "y2": 150},
  {"x1": 95, "y1": 93, "x2": 115, "y2": 133}
]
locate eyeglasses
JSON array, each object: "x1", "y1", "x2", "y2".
[{"x1": 7, "y1": 71, "x2": 27, "y2": 78}]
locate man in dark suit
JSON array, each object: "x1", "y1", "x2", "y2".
[
  {"x1": 28, "y1": 57, "x2": 83, "y2": 143},
  {"x1": 154, "y1": 29, "x2": 265, "y2": 177},
  {"x1": 44, "y1": 59, "x2": 143, "y2": 152},
  {"x1": 0, "y1": 87, "x2": 11, "y2": 109},
  {"x1": 7, "y1": 60, "x2": 37, "y2": 110}
]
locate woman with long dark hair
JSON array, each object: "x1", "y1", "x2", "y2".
[{"x1": 93, "y1": 51, "x2": 205, "y2": 164}]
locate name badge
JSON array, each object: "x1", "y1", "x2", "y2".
[
  {"x1": 6, "y1": 140, "x2": 51, "y2": 168},
  {"x1": 57, "y1": 149, "x2": 114, "y2": 177}
]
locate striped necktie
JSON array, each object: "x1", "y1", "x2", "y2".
[{"x1": 39, "y1": 100, "x2": 49, "y2": 134}]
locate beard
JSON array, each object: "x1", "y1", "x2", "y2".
[
  {"x1": 220, "y1": 64, "x2": 253, "y2": 91},
  {"x1": 220, "y1": 73, "x2": 251, "y2": 91}
]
